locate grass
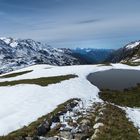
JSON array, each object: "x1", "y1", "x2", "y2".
[
  {"x1": 0, "y1": 74, "x2": 77, "y2": 87},
  {"x1": 0, "y1": 70, "x2": 33, "y2": 78},
  {"x1": 99, "y1": 84, "x2": 140, "y2": 107},
  {"x1": 122, "y1": 61, "x2": 140, "y2": 66},
  {"x1": 0, "y1": 98, "x2": 80, "y2": 140},
  {"x1": 96, "y1": 104, "x2": 140, "y2": 140}
]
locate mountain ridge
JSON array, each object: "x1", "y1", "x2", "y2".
[
  {"x1": 106, "y1": 40, "x2": 140, "y2": 64},
  {"x1": 0, "y1": 37, "x2": 81, "y2": 74},
  {"x1": 0, "y1": 37, "x2": 140, "y2": 74}
]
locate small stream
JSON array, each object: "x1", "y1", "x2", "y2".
[{"x1": 87, "y1": 69, "x2": 140, "y2": 90}]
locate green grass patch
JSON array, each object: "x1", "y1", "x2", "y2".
[
  {"x1": 0, "y1": 75, "x2": 77, "y2": 87},
  {"x1": 96, "y1": 104, "x2": 140, "y2": 140},
  {"x1": 0, "y1": 98, "x2": 80, "y2": 140},
  {"x1": 0, "y1": 70, "x2": 33, "y2": 78},
  {"x1": 99, "y1": 84, "x2": 140, "y2": 107}
]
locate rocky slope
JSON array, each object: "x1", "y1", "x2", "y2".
[
  {"x1": 0, "y1": 37, "x2": 81, "y2": 74},
  {"x1": 107, "y1": 41, "x2": 140, "y2": 64}
]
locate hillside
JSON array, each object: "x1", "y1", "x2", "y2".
[{"x1": 107, "y1": 41, "x2": 140, "y2": 65}]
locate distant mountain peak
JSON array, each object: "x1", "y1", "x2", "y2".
[{"x1": 0, "y1": 37, "x2": 18, "y2": 48}]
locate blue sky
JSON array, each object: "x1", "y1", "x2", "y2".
[{"x1": 0, "y1": 0, "x2": 140, "y2": 49}]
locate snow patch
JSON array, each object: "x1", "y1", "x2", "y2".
[
  {"x1": 125, "y1": 107, "x2": 140, "y2": 133},
  {"x1": 125, "y1": 41, "x2": 140, "y2": 49},
  {"x1": 0, "y1": 37, "x2": 18, "y2": 48},
  {"x1": 0, "y1": 64, "x2": 140, "y2": 135}
]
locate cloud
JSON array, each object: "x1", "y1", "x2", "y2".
[{"x1": 77, "y1": 18, "x2": 102, "y2": 24}]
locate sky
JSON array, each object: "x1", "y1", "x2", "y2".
[{"x1": 0, "y1": 0, "x2": 140, "y2": 49}]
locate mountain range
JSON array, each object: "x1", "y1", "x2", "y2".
[
  {"x1": 72, "y1": 48, "x2": 114, "y2": 64},
  {"x1": 0, "y1": 37, "x2": 81, "y2": 73},
  {"x1": 0, "y1": 37, "x2": 140, "y2": 74}
]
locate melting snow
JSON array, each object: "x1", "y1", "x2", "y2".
[{"x1": 0, "y1": 64, "x2": 140, "y2": 135}]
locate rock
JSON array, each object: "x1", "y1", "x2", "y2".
[
  {"x1": 39, "y1": 137, "x2": 48, "y2": 140},
  {"x1": 32, "y1": 136, "x2": 40, "y2": 140},
  {"x1": 69, "y1": 102, "x2": 77, "y2": 109},
  {"x1": 51, "y1": 115, "x2": 60, "y2": 123},
  {"x1": 39, "y1": 137, "x2": 63, "y2": 140},
  {"x1": 37, "y1": 121, "x2": 51, "y2": 136},
  {"x1": 51, "y1": 123, "x2": 61, "y2": 131},
  {"x1": 15, "y1": 136, "x2": 26, "y2": 140},
  {"x1": 91, "y1": 133, "x2": 97, "y2": 139},
  {"x1": 93, "y1": 123, "x2": 104, "y2": 129},
  {"x1": 91, "y1": 129, "x2": 100, "y2": 139},
  {"x1": 46, "y1": 137, "x2": 61, "y2": 140},
  {"x1": 138, "y1": 129, "x2": 140, "y2": 134},
  {"x1": 68, "y1": 121, "x2": 78, "y2": 128},
  {"x1": 95, "y1": 116, "x2": 101, "y2": 122},
  {"x1": 99, "y1": 111, "x2": 103, "y2": 116},
  {"x1": 74, "y1": 134, "x2": 90, "y2": 140},
  {"x1": 64, "y1": 116, "x2": 72, "y2": 122},
  {"x1": 81, "y1": 135, "x2": 90, "y2": 140},
  {"x1": 60, "y1": 131, "x2": 74, "y2": 139},
  {"x1": 60, "y1": 123, "x2": 67, "y2": 128},
  {"x1": 86, "y1": 115, "x2": 93, "y2": 120},
  {"x1": 25, "y1": 137, "x2": 32, "y2": 140},
  {"x1": 98, "y1": 107, "x2": 106, "y2": 112},
  {"x1": 62, "y1": 127, "x2": 72, "y2": 131},
  {"x1": 80, "y1": 119, "x2": 90, "y2": 125}
]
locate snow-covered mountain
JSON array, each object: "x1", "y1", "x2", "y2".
[
  {"x1": 0, "y1": 37, "x2": 81, "y2": 73},
  {"x1": 106, "y1": 41, "x2": 140, "y2": 64}
]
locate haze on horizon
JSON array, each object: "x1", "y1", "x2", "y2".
[{"x1": 0, "y1": 0, "x2": 140, "y2": 49}]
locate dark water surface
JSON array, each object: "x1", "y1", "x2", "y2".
[{"x1": 87, "y1": 69, "x2": 140, "y2": 90}]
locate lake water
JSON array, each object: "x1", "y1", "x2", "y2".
[{"x1": 87, "y1": 69, "x2": 140, "y2": 90}]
